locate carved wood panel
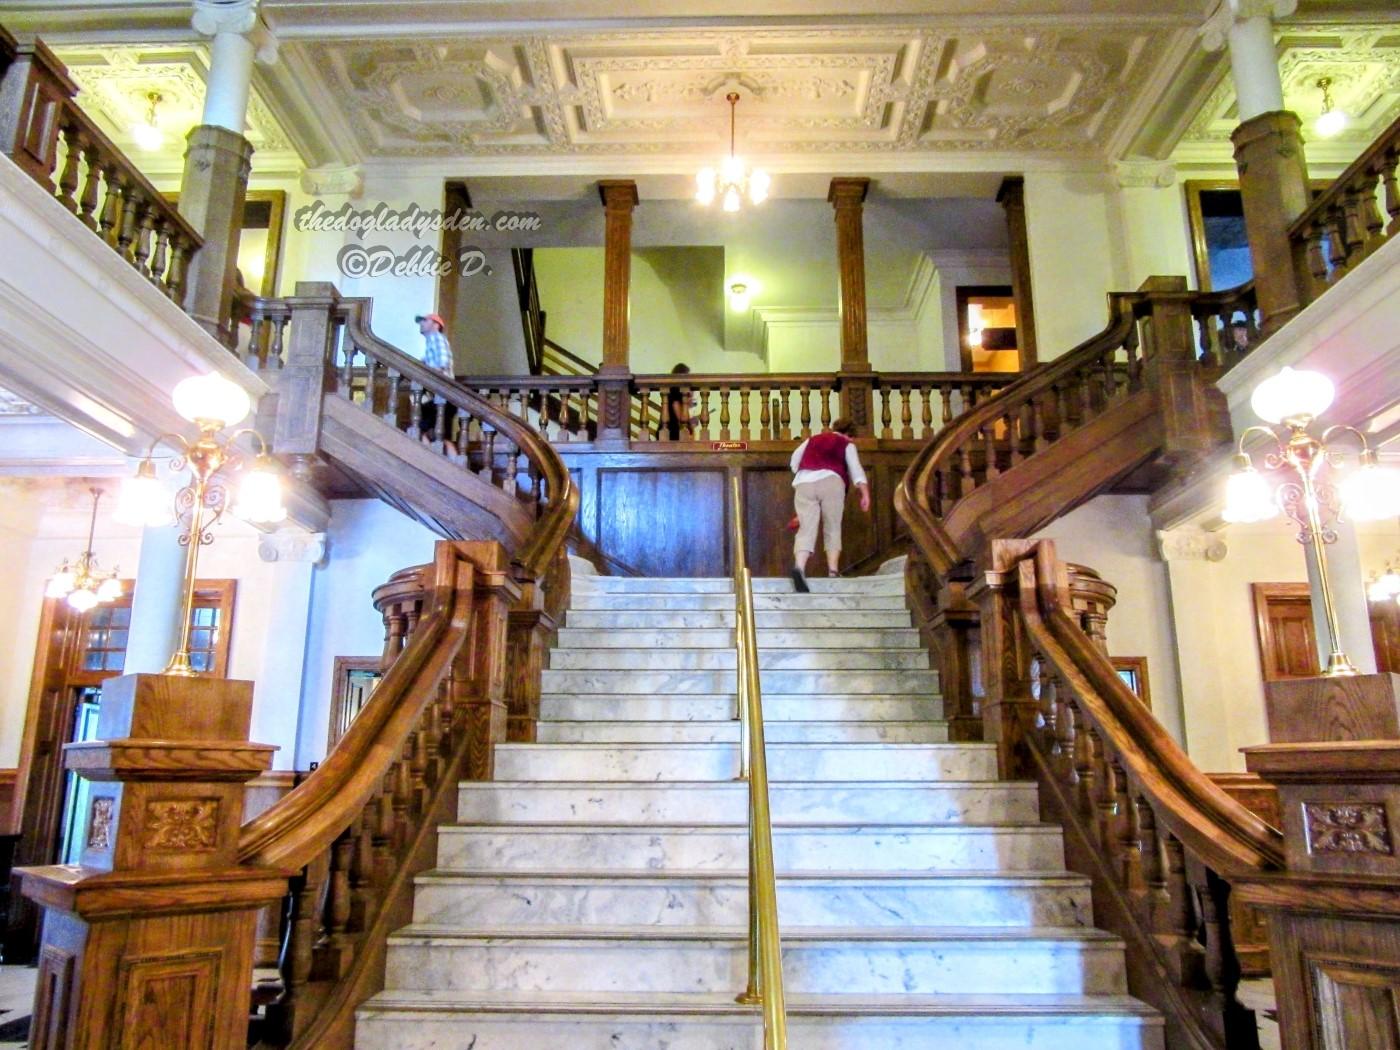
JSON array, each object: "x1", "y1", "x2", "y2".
[
  {"x1": 1309, "y1": 954, "x2": 1400, "y2": 1050},
  {"x1": 114, "y1": 948, "x2": 221, "y2": 1050},
  {"x1": 596, "y1": 467, "x2": 729, "y2": 577}
]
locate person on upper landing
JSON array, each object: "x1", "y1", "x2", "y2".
[
  {"x1": 661, "y1": 362, "x2": 708, "y2": 440},
  {"x1": 788, "y1": 418, "x2": 871, "y2": 593}
]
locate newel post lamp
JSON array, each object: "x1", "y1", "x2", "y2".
[
  {"x1": 115, "y1": 371, "x2": 286, "y2": 675},
  {"x1": 1223, "y1": 367, "x2": 1400, "y2": 676}
]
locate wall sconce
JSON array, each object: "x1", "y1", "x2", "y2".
[
  {"x1": 115, "y1": 372, "x2": 286, "y2": 676},
  {"x1": 729, "y1": 281, "x2": 752, "y2": 312},
  {"x1": 1223, "y1": 367, "x2": 1400, "y2": 676},
  {"x1": 1315, "y1": 77, "x2": 1348, "y2": 139},
  {"x1": 132, "y1": 91, "x2": 165, "y2": 152}
]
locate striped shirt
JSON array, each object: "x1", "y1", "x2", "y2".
[{"x1": 422, "y1": 329, "x2": 453, "y2": 375}]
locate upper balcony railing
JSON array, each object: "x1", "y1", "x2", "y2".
[
  {"x1": 1290, "y1": 112, "x2": 1400, "y2": 299},
  {"x1": 0, "y1": 36, "x2": 202, "y2": 302}
]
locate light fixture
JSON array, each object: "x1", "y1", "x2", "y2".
[
  {"x1": 47, "y1": 488, "x2": 124, "y2": 612},
  {"x1": 1315, "y1": 77, "x2": 1348, "y2": 139},
  {"x1": 696, "y1": 92, "x2": 771, "y2": 212},
  {"x1": 966, "y1": 304, "x2": 985, "y2": 350},
  {"x1": 132, "y1": 91, "x2": 165, "y2": 152},
  {"x1": 117, "y1": 372, "x2": 285, "y2": 676},
  {"x1": 1369, "y1": 556, "x2": 1400, "y2": 605},
  {"x1": 728, "y1": 281, "x2": 752, "y2": 312},
  {"x1": 1223, "y1": 367, "x2": 1400, "y2": 676}
]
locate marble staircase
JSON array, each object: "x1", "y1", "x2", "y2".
[{"x1": 357, "y1": 572, "x2": 1163, "y2": 1049}]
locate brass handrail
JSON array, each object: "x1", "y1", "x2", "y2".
[{"x1": 729, "y1": 476, "x2": 788, "y2": 1048}]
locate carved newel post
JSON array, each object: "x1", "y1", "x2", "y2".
[
  {"x1": 1237, "y1": 674, "x2": 1400, "y2": 1050},
  {"x1": 18, "y1": 674, "x2": 284, "y2": 1050}
]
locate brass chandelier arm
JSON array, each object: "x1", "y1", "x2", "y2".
[{"x1": 1235, "y1": 424, "x2": 1285, "y2": 460}]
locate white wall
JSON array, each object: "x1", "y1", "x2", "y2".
[{"x1": 1033, "y1": 495, "x2": 1186, "y2": 745}]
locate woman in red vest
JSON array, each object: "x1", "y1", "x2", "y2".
[{"x1": 789, "y1": 417, "x2": 871, "y2": 592}]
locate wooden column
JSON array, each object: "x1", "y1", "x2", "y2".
[
  {"x1": 272, "y1": 281, "x2": 339, "y2": 464},
  {"x1": 1232, "y1": 111, "x2": 1311, "y2": 335},
  {"x1": 17, "y1": 674, "x2": 284, "y2": 1050},
  {"x1": 178, "y1": 124, "x2": 255, "y2": 345},
  {"x1": 596, "y1": 180, "x2": 638, "y2": 446},
  {"x1": 829, "y1": 177, "x2": 875, "y2": 433},
  {"x1": 453, "y1": 541, "x2": 520, "y2": 780},
  {"x1": 996, "y1": 176, "x2": 1039, "y2": 369}
]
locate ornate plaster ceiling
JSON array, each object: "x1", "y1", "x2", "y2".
[
  {"x1": 52, "y1": 44, "x2": 304, "y2": 177},
  {"x1": 1176, "y1": 23, "x2": 1400, "y2": 167},
  {"x1": 288, "y1": 25, "x2": 1174, "y2": 162}
]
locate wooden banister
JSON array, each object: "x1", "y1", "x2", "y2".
[
  {"x1": 1288, "y1": 111, "x2": 1400, "y2": 299},
  {"x1": 0, "y1": 35, "x2": 202, "y2": 301}
]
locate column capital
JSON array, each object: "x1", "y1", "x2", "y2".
[
  {"x1": 1114, "y1": 157, "x2": 1177, "y2": 189},
  {"x1": 598, "y1": 179, "x2": 639, "y2": 210},
  {"x1": 827, "y1": 176, "x2": 871, "y2": 207},
  {"x1": 192, "y1": 0, "x2": 278, "y2": 63},
  {"x1": 1200, "y1": 0, "x2": 1297, "y2": 52},
  {"x1": 258, "y1": 531, "x2": 327, "y2": 565},
  {"x1": 300, "y1": 163, "x2": 364, "y2": 199},
  {"x1": 1157, "y1": 527, "x2": 1228, "y2": 563}
]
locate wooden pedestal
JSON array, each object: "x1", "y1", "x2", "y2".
[{"x1": 17, "y1": 674, "x2": 285, "y2": 1050}]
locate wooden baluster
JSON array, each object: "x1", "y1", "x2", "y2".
[
  {"x1": 1306, "y1": 221, "x2": 1330, "y2": 286},
  {"x1": 1030, "y1": 392, "x2": 1048, "y2": 453},
  {"x1": 1056, "y1": 694, "x2": 1079, "y2": 786},
  {"x1": 371, "y1": 779, "x2": 395, "y2": 889},
  {"x1": 1036, "y1": 663, "x2": 1057, "y2": 741},
  {"x1": 1091, "y1": 731, "x2": 1115, "y2": 848},
  {"x1": 879, "y1": 386, "x2": 893, "y2": 439},
  {"x1": 348, "y1": 808, "x2": 375, "y2": 933},
  {"x1": 778, "y1": 385, "x2": 791, "y2": 441},
  {"x1": 759, "y1": 387, "x2": 772, "y2": 440},
  {"x1": 940, "y1": 385, "x2": 954, "y2": 427},
  {"x1": 1008, "y1": 405, "x2": 1025, "y2": 466},
  {"x1": 1383, "y1": 153, "x2": 1400, "y2": 237},
  {"x1": 285, "y1": 868, "x2": 320, "y2": 1007},
  {"x1": 504, "y1": 436, "x2": 520, "y2": 494},
  {"x1": 638, "y1": 388, "x2": 651, "y2": 441},
  {"x1": 1101, "y1": 351, "x2": 1117, "y2": 400},
  {"x1": 382, "y1": 369, "x2": 402, "y2": 428},
  {"x1": 1360, "y1": 168, "x2": 1386, "y2": 254},
  {"x1": 56, "y1": 124, "x2": 82, "y2": 214},
  {"x1": 920, "y1": 386, "x2": 933, "y2": 438},
  {"x1": 529, "y1": 459, "x2": 543, "y2": 508},
  {"x1": 170, "y1": 235, "x2": 196, "y2": 304},
  {"x1": 77, "y1": 142, "x2": 101, "y2": 230},
  {"x1": 391, "y1": 755, "x2": 412, "y2": 854},
  {"x1": 1161, "y1": 834, "x2": 1196, "y2": 946},
  {"x1": 739, "y1": 386, "x2": 753, "y2": 442},
  {"x1": 699, "y1": 387, "x2": 712, "y2": 440},
  {"x1": 1113, "y1": 761, "x2": 1142, "y2": 892},
  {"x1": 957, "y1": 442, "x2": 975, "y2": 498},
  {"x1": 1326, "y1": 207, "x2": 1349, "y2": 277},
  {"x1": 116, "y1": 189, "x2": 142, "y2": 262},
  {"x1": 719, "y1": 385, "x2": 732, "y2": 440},
  {"x1": 1137, "y1": 796, "x2": 1168, "y2": 927},
  {"x1": 982, "y1": 423, "x2": 1000, "y2": 480},
  {"x1": 151, "y1": 223, "x2": 172, "y2": 292},
  {"x1": 482, "y1": 426, "x2": 498, "y2": 483},
  {"x1": 1341, "y1": 184, "x2": 1367, "y2": 267},
  {"x1": 319, "y1": 827, "x2": 355, "y2": 972},
  {"x1": 799, "y1": 386, "x2": 812, "y2": 438},
  {"x1": 1198, "y1": 871, "x2": 1242, "y2": 1009},
  {"x1": 131, "y1": 205, "x2": 156, "y2": 279},
  {"x1": 899, "y1": 384, "x2": 913, "y2": 440},
  {"x1": 819, "y1": 385, "x2": 833, "y2": 431},
  {"x1": 1073, "y1": 719, "x2": 1097, "y2": 826},
  {"x1": 98, "y1": 166, "x2": 124, "y2": 246}
]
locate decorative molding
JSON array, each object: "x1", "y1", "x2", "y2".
[
  {"x1": 1304, "y1": 802, "x2": 1394, "y2": 855},
  {"x1": 299, "y1": 163, "x2": 364, "y2": 198},
  {"x1": 142, "y1": 798, "x2": 221, "y2": 852},
  {"x1": 87, "y1": 796, "x2": 115, "y2": 851},
  {"x1": 1114, "y1": 157, "x2": 1177, "y2": 189},
  {"x1": 1157, "y1": 527, "x2": 1228, "y2": 562},
  {"x1": 191, "y1": 0, "x2": 278, "y2": 65},
  {"x1": 258, "y1": 531, "x2": 327, "y2": 565},
  {"x1": 1199, "y1": 0, "x2": 1299, "y2": 53}
]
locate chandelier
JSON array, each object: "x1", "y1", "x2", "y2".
[
  {"x1": 696, "y1": 92, "x2": 770, "y2": 212},
  {"x1": 47, "y1": 487, "x2": 123, "y2": 612},
  {"x1": 1370, "y1": 556, "x2": 1400, "y2": 604}
]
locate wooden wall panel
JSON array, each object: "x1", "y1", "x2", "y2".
[{"x1": 597, "y1": 468, "x2": 729, "y2": 577}]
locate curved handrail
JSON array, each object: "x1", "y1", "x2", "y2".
[
  {"x1": 338, "y1": 298, "x2": 579, "y2": 578},
  {"x1": 896, "y1": 291, "x2": 1144, "y2": 574},
  {"x1": 1016, "y1": 551, "x2": 1283, "y2": 873}
]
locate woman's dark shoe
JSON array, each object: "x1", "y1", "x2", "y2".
[{"x1": 790, "y1": 568, "x2": 810, "y2": 593}]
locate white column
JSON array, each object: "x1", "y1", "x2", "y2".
[
  {"x1": 123, "y1": 524, "x2": 187, "y2": 675},
  {"x1": 1303, "y1": 519, "x2": 1379, "y2": 675},
  {"x1": 252, "y1": 532, "x2": 326, "y2": 771},
  {"x1": 1200, "y1": 0, "x2": 1297, "y2": 122},
  {"x1": 191, "y1": 0, "x2": 278, "y2": 133}
]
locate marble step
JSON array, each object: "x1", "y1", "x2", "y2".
[
  {"x1": 456, "y1": 780, "x2": 1041, "y2": 826},
  {"x1": 534, "y1": 720, "x2": 948, "y2": 743},
  {"x1": 547, "y1": 648, "x2": 929, "y2": 671},
  {"x1": 565, "y1": 610, "x2": 913, "y2": 629},
  {"x1": 539, "y1": 668, "x2": 939, "y2": 695},
  {"x1": 574, "y1": 576, "x2": 904, "y2": 595},
  {"x1": 754, "y1": 574, "x2": 905, "y2": 594},
  {"x1": 435, "y1": 823, "x2": 1065, "y2": 873},
  {"x1": 411, "y1": 870, "x2": 1093, "y2": 929},
  {"x1": 568, "y1": 593, "x2": 910, "y2": 611},
  {"x1": 534, "y1": 694, "x2": 940, "y2": 728},
  {"x1": 357, "y1": 992, "x2": 1164, "y2": 1050},
  {"x1": 382, "y1": 925, "x2": 1128, "y2": 996},
  {"x1": 538, "y1": 695, "x2": 942, "y2": 723},
  {"x1": 555, "y1": 627, "x2": 924, "y2": 649},
  {"x1": 492, "y1": 741, "x2": 990, "y2": 782}
]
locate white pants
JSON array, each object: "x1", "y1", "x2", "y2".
[{"x1": 793, "y1": 475, "x2": 846, "y2": 561}]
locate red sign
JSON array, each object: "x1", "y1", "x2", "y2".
[{"x1": 711, "y1": 441, "x2": 749, "y2": 451}]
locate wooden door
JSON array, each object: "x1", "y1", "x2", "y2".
[
  {"x1": 1252, "y1": 583, "x2": 1321, "y2": 681},
  {"x1": 1370, "y1": 599, "x2": 1400, "y2": 674}
]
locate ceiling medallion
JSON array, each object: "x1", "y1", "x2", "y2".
[{"x1": 695, "y1": 92, "x2": 770, "y2": 212}]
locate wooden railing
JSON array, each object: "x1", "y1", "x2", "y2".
[
  {"x1": 995, "y1": 541, "x2": 1284, "y2": 1049},
  {"x1": 1189, "y1": 283, "x2": 1260, "y2": 373},
  {"x1": 0, "y1": 36, "x2": 201, "y2": 302},
  {"x1": 466, "y1": 375, "x2": 599, "y2": 443},
  {"x1": 241, "y1": 541, "x2": 526, "y2": 1048},
  {"x1": 1290, "y1": 112, "x2": 1400, "y2": 299}
]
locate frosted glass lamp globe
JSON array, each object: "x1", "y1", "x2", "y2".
[
  {"x1": 1250, "y1": 367, "x2": 1335, "y2": 425},
  {"x1": 173, "y1": 373, "x2": 251, "y2": 429}
]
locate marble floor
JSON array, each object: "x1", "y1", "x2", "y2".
[
  {"x1": 0, "y1": 964, "x2": 34, "y2": 1049},
  {"x1": 1238, "y1": 978, "x2": 1282, "y2": 1050}
]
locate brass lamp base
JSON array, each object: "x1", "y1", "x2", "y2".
[{"x1": 1323, "y1": 651, "x2": 1360, "y2": 677}]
